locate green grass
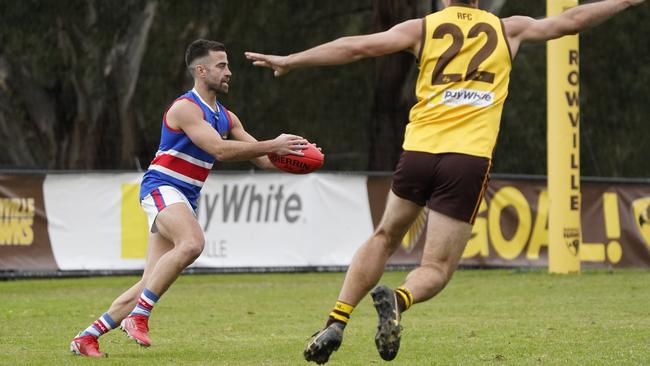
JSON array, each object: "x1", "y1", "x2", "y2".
[{"x1": 1, "y1": 269, "x2": 649, "y2": 365}]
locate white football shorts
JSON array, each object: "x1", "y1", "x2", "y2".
[{"x1": 140, "y1": 185, "x2": 196, "y2": 233}]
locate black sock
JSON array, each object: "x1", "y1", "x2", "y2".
[{"x1": 395, "y1": 287, "x2": 414, "y2": 313}]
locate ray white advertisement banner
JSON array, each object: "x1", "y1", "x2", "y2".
[
  {"x1": 195, "y1": 174, "x2": 372, "y2": 267},
  {"x1": 43, "y1": 173, "x2": 373, "y2": 270}
]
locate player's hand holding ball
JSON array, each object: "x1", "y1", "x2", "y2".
[{"x1": 268, "y1": 136, "x2": 324, "y2": 174}]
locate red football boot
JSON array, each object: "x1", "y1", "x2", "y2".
[
  {"x1": 70, "y1": 333, "x2": 106, "y2": 358},
  {"x1": 121, "y1": 315, "x2": 152, "y2": 347}
]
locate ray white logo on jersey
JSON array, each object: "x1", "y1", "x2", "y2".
[{"x1": 430, "y1": 88, "x2": 495, "y2": 107}]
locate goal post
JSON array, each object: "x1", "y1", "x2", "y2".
[{"x1": 547, "y1": 0, "x2": 581, "y2": 274}]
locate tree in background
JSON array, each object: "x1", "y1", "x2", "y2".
[
  {"x1": 0, "y1": 0, "x2": 157, "y2": 169},
  {"x1": 0, "y1": 1, "x2": 647, "y2": 176}
]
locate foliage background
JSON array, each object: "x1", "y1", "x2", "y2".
[{"x1": 0, "y1": 0, "x2": 648, "y2": 176}]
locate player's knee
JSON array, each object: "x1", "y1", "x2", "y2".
[
  {"x1": 372, "y1": 228, "x2": 402, "y2": 252},
  {"x1": 178, "y1": 237, "x2": 205, "y2": 262}
]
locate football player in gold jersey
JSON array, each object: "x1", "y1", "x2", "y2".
[{"x1": 247, "y1": 0, "x2": 645, "y2": 363}]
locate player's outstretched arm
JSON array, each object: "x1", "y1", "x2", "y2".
[
  {"x1": 245, "y1": 18, "x2": 422, "y2": 77},
  {"x1": 166, "y1": 100, "x2": 307, "y2": 162},
  {"x1": 503, "y1": 0, "x2": 644, "y2": 57}
]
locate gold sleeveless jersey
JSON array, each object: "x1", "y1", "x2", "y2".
[{"x1": 404, "y1": 5, "x2": 512, "y2": 158}]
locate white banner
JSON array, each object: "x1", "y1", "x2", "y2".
[
  {"x1": 196, "y1": 173, "x2": 372, "y2": 267},
  {"x1": 44, "y1": 173, "x2": 373, "y2": 270},
  {"x1": 44, "y1": 173, "x2": 145, "y2": 270}
]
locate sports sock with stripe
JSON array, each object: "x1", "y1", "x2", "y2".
[
  {"x1": 80, "y1": 312, "x2": 117, "y2": 338},
  {"x1": 325, "y1": 300, "x2": 354, "y2": 328},
  {"x1": 129, "y1": 288, "x2": 160, "y2": 318},
  {"x1": 395, "y1": 286, "x2": 414, "y2": 313}
]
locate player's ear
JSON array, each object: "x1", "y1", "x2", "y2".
[{"x1": 195, "y1": 64, "x2": 206, "y2": 77}]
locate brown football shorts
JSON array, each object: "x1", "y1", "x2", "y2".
[{"x1": 391, "y1": 151, "x2": 491, "y2": 224}]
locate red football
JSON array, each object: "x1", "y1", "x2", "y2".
[{"x1": 268, "y1": 143, "x2": 324, "y2": 174}]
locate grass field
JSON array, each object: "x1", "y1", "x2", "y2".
[{"x1": 1, "y1": 269, "x2": 649, "y2": 365}]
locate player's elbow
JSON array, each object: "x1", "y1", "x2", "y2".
[{"x1": 212, "y1": 146, "x2": 233, "y2": 161}]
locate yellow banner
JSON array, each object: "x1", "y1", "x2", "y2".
[
  {"x1": 121, "y1": 183, "x2": 148, "y2": 259},
  {"x1": 547, "y1": 0, "x2": 580, "y2": 273}
]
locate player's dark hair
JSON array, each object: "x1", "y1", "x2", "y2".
[
  {"x1": 185, "y1": 39, "x2": 227, "y2": 68},
  {"x1": 452, "y1": 0, "x2": 475, "y2": 4}
]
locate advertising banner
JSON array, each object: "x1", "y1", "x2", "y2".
[
  {"x1": 0, "y1": 174, "x2": 57, "y2": 271},
  {"x1": 44, "y1": 173, "x2": 146, "y2": 270},
  {"x1": 43, "y1": 173, "x2": 371, "y2": 270},
  {"x1": 193, "y1": 173, "x2": 372, "y2": 268},
  {"x1": 1, "y1": 172, "x2": 649, "y2": 273},
  {"x1": 384, "y1": 177, "x2": 650, "y2": 268}
]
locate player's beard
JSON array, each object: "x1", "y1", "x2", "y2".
[{"x1": 207, "y1": 78, "x2": 229, "y2": 95}]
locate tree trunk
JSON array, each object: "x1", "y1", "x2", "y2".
[{"x1": 108, "y1": 0, "x2": 158, "y2": 168}]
